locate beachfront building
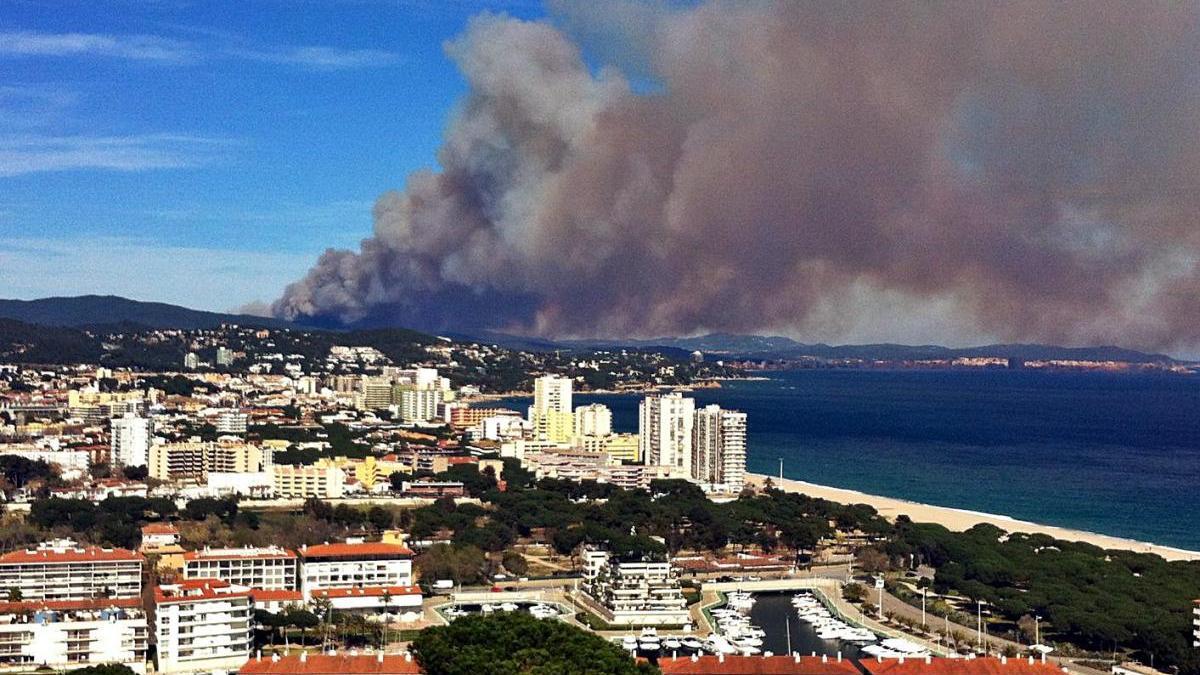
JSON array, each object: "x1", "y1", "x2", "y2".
[
  {"x1": 148, "y1": 441, "x2": 270, "y2": 481},
  {"x1": 580, "y1": 548, "x2": 690, "y2": 627},
  {"x1": 271, "y1": 464, "x2": 345, "y2": 499},
  {"x1": 640, "y1": 392, "x2": 695, "y2": 475},
  {"x1": 574, "y1": 403, "x2": 612, "y2": 437},
  {"x1": 110, "y1": 413, "x2": 152, "y2": 468},
  {"x1": 0, "y1": 539, "x2": 143, "y2": 602},
  {"x1": 299, "y1": 538, "x2": 421, "y2": 612},
  {"x1": 692, "y1": 404, "x2": 747, "y2": 493},
  {"x1": 0, "y1": 598, "x2": 148, "y2": 673},
  {"x1": 183, "y1": 546, "x2": 298, "y2": 591},
  {"x1": 577, "y1": 432, "x2": 640, "y2": 462},
  {"x1": 154, "y1": 579, "x2": 253, "y2": 674}
]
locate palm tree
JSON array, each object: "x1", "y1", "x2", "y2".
[
  {"x1": 6, "y1": 588, "x2": 21, "y2": 603},
  {"x1": 311, "y1": 597, "x2": 333, "y2": 651},
  {"x1": 380, "y1": 590, "x2": 393, "y2": 651}
]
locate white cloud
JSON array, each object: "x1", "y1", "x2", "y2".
[
  {"x1": 0, "y1": 31, "x2": 192, "y2": 61},
  {"x1": 0, "y1": 133, "x2": 232, "y2": 177},
  {"x1": 0, "y1": 29, "x2": 399, "y2": 70},
  {"x1": 0, "y1": 237, "x2": 315, "y2": 313}
]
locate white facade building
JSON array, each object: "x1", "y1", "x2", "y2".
[
  {"x1": 574, "y1": 403, "x2": 613, "y2": 438},
  {"x1": 271, "y1": 464, "x2": 344, "y2": 499},
  {"x1": 0, "y1": 600, "x2": 148, "y2": 673},
  {"x1": 396, "y1": 387, "x2": 443, "y2": 424},
  {"x1": 154, "y1": 579, "x2": 252, "y2": 674},
  {"x1": 299, "y1": 539, "x2": 421, "y2": 612},
  {"x1": 692, "y1": 405, "x2": 748, "y2": 493},
  {"x1": 111, "y1": 413, "x2": 152, "y2": 468},
  {"x1": 639, "y1": 393, "x2": 695, "y2": 474},
  {"x1": 0, "y1": 540, "x2": 144, "y2": 602},
  {"x1": 215, "y1": 410, "x2": 248, "y2": 435},
  {"x1": 581, "y1": 549, "x2": 690, "y2": 627},
  {"x1": 183, "y1": 546, "x2": 298, "y2": 591}
]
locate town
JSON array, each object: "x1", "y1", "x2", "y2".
[{"x1": 0, "y1": 325, "x2": 1196, "y2": 675}]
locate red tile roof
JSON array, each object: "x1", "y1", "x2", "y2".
[
  {"x1": 154, "y1": 578, "x2": 253, "y2": 604},
  {"x1": 861, "y1": 657, "x2": 1065, "y2": 675},
  {"x1": 0, "y1": 597, "x2": 141, "y2": 614},
  {"x1": 659, "y1": 655, "x2": 861, "y2": 674},
  {"x1": 251, "y1": 589, "x2": 304, "y2": 602},
  {"x1": 0, "y1": 545, "x2": 143, "y2": 565},
  {"x1": 311, "y1": 585, "x2": 422, "y2": 599},
  {"x1": 141, "y1": 523, "x2": 179, "y2": 535},
  {"x1": 239, "y1": 653, "x2": 422, "y2": 674},
  {"x1": 301, "y1": 542, "x2": 414, "y2": 558}
]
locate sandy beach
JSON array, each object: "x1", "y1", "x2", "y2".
[{"x1": 748, "y1": 472, "x2": 1200, "y2": 562}]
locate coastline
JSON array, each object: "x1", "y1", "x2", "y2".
[{"x1": 747, "y1": 473, "x2": 1200, "y2": 562}]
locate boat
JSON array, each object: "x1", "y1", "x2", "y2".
[
  {"x1": 703, "y1": 635, "x2": 739, "y2": 655},
  {"x1": 621, "y1": 636, "x2": 638, "y2": 650},
  {"x1": 681, "y1": 637, "x2": 704, "y2": 650},
  {"x1": 664, "y1": 638, "x2": 682, "y2": 650}
]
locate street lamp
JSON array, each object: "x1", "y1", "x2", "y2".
[
  {"x1": 976, "y1": 600, "x2": 984, "y2": 649},
  {"x1": 1034, "y1": 613, "x2": 1041, "y2": 646},
  {"x1": 921, "y1": 588, "x2": 927, "y2": 628}
]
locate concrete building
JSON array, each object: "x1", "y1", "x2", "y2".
[
  {"x1": 395, "y1": 386, "x2": 443, "y2": 424},
  {"x1": 581, "y1": 548, "x2": 690, "y2": 627},
  {"x1": 183, "y1": 352, "x2": 199, "y2": 370},
  {"x1": 0, "y1": 598, "x2": 148, "y2": 673},
  {"x1": 357, "y1": 377, "x2": 394, "y2": 411},
  {"x1": 183, "y1": 546, "x2": 298, "y2": 591},
  {"x1": 639, "y1": 392, "x2": 695, "y2": 474},
  {"x1": 574, "y1": 403, "x2": 612, "y2": 437},
  {"x1": 239, "y1": 652, "x2": 422, "y2": 674},
  {"x1": 530, "y1": 375, "x2": 574, "y2": 442},
  {"x1": 215, "y1": 410, "x2": 248, "y2": 435},
  {"x1": 271, "y1": 464, "x2": 345, "y2": 499},
  {"x1": 0, "y1": 539, "x2": 144, "y2": 602},
  {"x1": 110, "y1": 413, "x2": 152, "y2": 468},
  {"x1": 692, "y1": 405, "x2": 747, "y2": 493},
  {"x1": 215, "y1": 347, "x2": 235, "y2": 366},
  {"x1": 299, "y1": 538, "x2": 420, "y2": 612},
  {"x1": 154, "y1": 579, "x2": 253, "y2": 674},
  {"x1": 149, "y1": 441, "x2": 269, "y2": 481},
  {"x1": 576, "y1": 432, "x2": 640, "y2": 463}
]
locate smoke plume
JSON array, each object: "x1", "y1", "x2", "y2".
[{"x1": 273, "y1": 1, "x2": 1200, "y2": 352}]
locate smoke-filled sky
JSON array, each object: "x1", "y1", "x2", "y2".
[
  {"x1": 5, "y1": 1, "x2": 1200, "y2": 354},
  {"x1": 273, "y1": 1, "x2": 1200, "y2": 354}
]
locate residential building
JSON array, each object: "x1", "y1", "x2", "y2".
[
  {"x1": 446, "y1": 405, "x2": 520, "y2": 429},
  {"x1": 580, "y1": 548, "x2": 690, "y2": 626},
  {"x1": 271, "y1": 464, "x2": 345, "y2": 499},
  {"x1": 299, "y1": 538, "x2": 421, "y2": 612},
  {"x1": 0, "y1": 539, "x2": 143, "y2": 602},
  {"x1": 0, "y1": 598, "x2": 148, "y2": 673},
  {"x1": 183, "y1": 352, "x2": 199, "y2": 370},
  {"x1": 692, "y1": 405, "x2": 747, "y2": 493},
  {"x1": 357, "y1": 377, "x2": 393, "y2": 411},
  {"x1": 154, "y1": 579, "x2": 253, "y2": 674},
  {"x1": 148, "y1": 441, "x2": 269, "y2": 481},
  {"x1": 140, "y1": 523, "x2": 180, "y2": 550},
  {"x1": 395, "y1": 386, "x2": 443, "y2": 424},
  {"x1": 110, "y1": 413, "x2": 152, "y2": 468},
  {"x1": 530, "y1": 375, "x2": 574, "y2": 442},
  {"x1": 574, "y1": 403, "x2": 612, "y2": 437},
  {"x1": 398, "y1": 480, "x2": 465, "y2": 498},
  {"x1": 215, "y1": 410, "x2": 248, "y2": 435},
  {"x1": 183, "y1": 546, "x2": 298, "y2": 591},
  {"x1": 639, "y1": 392, "x2": 695, "y2": 474},
  {"x1": 576, "y1": 432, "x2": 640, "y2": 463},
  {"x1": 215, "y1": 347, "x2": 235, "y2": 366}
]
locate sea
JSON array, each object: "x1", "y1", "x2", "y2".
[{"x1": 500, "y1": 369, "x2": 1200, "y2": 552}]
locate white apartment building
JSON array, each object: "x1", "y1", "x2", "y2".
[
  {"x1": 639, "y1": 392, "x2": 695, "y2": 474},
  {"x1": 581, "y1": 549, "x2": 690, "y2": 627},
  {"x1": 183, "y1": 546, "x2": 298, "y2": 591},
  {"x1": 395, "y1": 386, "x2": 443, "y2": 424},
  {"x1": 0, "y1": 599, "x2": 148, "y2": 673},
  {"x1": 0, "y1": 540, "x2": 144, "y2": 602},
  {"x1": 110, "y1": 413, "x2": 152, "y2": 468},
  {"x1": 298, "y1": 539, "x2": 420, "y2": 611},
  {"x1": 214, "y1": 410, "x2": 248, "y2": 435},
  {"x1": 154, "y1": 579, "x2": 252, "y2": 674},
  {"x1": 271, "y1": 464, "x2": 345, "y2": 499},
  {"x1": 692, "y1": 405, "x2": 748, "y2": 493},
  {"x1": 574, "y1": 403, "x2": 613, "y2": 437}
]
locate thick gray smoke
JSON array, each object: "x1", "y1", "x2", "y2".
[{"x1": 274, "y1": 1, "x2": 1200, "y2": 352}]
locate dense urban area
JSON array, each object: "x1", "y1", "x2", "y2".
[{"x1": 0, "y1": 324, "x2": 1196, "y2": 675}]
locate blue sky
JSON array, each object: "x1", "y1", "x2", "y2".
[{"x1": 0, "y1": 0, "x2": 544, "y2": 311}]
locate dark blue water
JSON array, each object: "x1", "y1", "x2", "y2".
[{"x1": 500, "y1": 370, "x2": 1200, "y2": 551}]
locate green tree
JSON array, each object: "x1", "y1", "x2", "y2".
[{"x1": 413, "y1": 613, "x2": 655, "y2": 675}]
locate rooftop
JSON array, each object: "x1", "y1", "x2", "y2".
[
  {"x1": 141, "y1": 523, "x2": 179, "y2": 535},
  {"x1": 0, "y1": 541, "x2": 143, "y2": 565},
  {"x1": 301, "y1": 542, "x2": 414, "y2": 559},
  {"x1": 311, "y1": 585, "x2": 422, "y2": 599},
  {"x1": 0, "y1": 597, "x2": 141, "y2": 615},
  {"x1": 239, "y1": 653, "x2": 422, "y2": 674},
  {"x1": 184, "y1": 545, "x2": 297, "y2": 561},
  {"x1": 658, "y1": 655, "x2": 861, "y2": 674},
  {"x1": 861, "y1": 656, "x2": 1066, "y2": 675},
  {"x1": 155, "y1": 578, "x2": 253, "y2": 604}
]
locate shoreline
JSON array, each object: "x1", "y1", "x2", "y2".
[{"x1": 747, "y1": 472, "x2": 1200, "y2": 562}]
